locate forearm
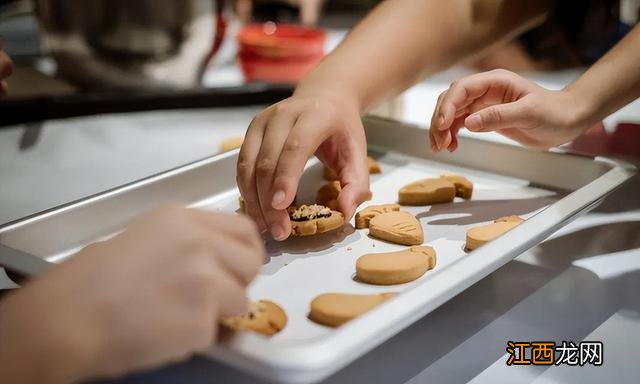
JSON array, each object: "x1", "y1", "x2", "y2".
[
  {"x1": 565, "y1": 24, "x2": 640, "y2": 125},
  {"x1": 296, "y1": 0, "x2": 553, "y2": 112}
]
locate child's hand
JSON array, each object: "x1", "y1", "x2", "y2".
[
  {"x1": 429, "y1": 69, "x2": 592, "y2": 151},
  {"x1": 237, "y1": 93, "x2": 371, "y2": 241},
  {"x1": 0, "y1": 206, "x2": 264, "y2": 383}
]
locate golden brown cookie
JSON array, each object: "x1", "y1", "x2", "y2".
[
  {"x1": 289, "y1": 204, "x2": 344, "y2": 236},
  {"x1": 316, "y1": 181, "x2": 341, "y2": 211},
  {"x1": 323, "y1": 156, "x2": 382, "y2": 181},
  {"x1": 309, "y1": 292, "x2": 396, "y2": 327},
  {"x1": 494, "y1": 215, "x2": 524, "y2": 223},
  {"x1": 221, "y1": 300, "x2": 288, "y2": 336},
  {"x1": 441, "y1": 174, "x2": 473, "y2": 199},
  {"x1": 356, "y1": 245, "x2": 437, "y2": 285},
  {"x1": 465, "y1": 218, "x2": 523, "y2": 251},
  {"x1": 355, "y1": 203, "x2": 401, "y2": 229},
  {"x1": 220, "y1": 136, "x2": 244, "y2": 151},
  {"x1": 369, "y1": 211, "x2": 423, "y2": 245},
  {"x1": 398, "y1": 178, "x2": 456, "y2": 205},
  {"x1": 367, "y1": 156, "x2": 382, "y2": 174}
]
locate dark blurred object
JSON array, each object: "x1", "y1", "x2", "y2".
[
  {"x1": 518, "y1": 0, "x2": 629, "y2": 69},
  {"x1": 252, "y1": 1, "x2": 300, "y2": 24},
  {"x1": 0, "y1": 83, "x2": 294, "y2": 127},
  {"x1": 34, "y1": 0, "x2": 225, "y2": 90},
  {"x1": 237, "y1": 22, "x2": 325, "y2": 83}
]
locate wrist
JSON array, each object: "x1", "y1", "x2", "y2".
[
  {"x1": 562, "y1": 84, "x2": 601, "y2": 131},
  {"x1": 294, "y1": 72, "x2": 365, "y2": 114}
]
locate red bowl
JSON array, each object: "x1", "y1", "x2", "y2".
[{"x1": 237, "y1": 23, "x2": 326, "y2": 83}]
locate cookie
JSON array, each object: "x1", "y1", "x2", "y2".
[
  {"x1": 494, "y1": 215, "x2": 524, "y2": 223},
  {"x1": 369, "y1": 211, "x2": 423, "y2": 245},
  {"x1": 356, "y1": 245, "x2": 437, "y2": 285},
  {"x1": 316, "y1": 181, "x2": 341, "y2": 211},
  {"x1": 323, "y1": 156, "x2": 382, "y2": 181},
  {"x1": 398, "y1": 178, "x2": 456, "y2": 205},
  {"x1": 288, "y1": 204, "x2": 344, "y2": 236},
  {"x1": 441, "y1": 174, "x2": 473, "y2": 199},
  {"x1": 355, "y1": 203, "x2": 401, "y2": 229},
  {"x1": 367, "y1": 156, "x2": 382, "y2": 174},
  {"x1": 220, "y1": 136, "x2": 244, "y2": 151},
  {"x1": 309, "y1": 292, "x2": 396, "y2": 327},
  {"x1": 221, "y1": 300, "x2": 287, "y2": 336},
  {"x1": 465, "y1": 217, "x2": 523, "y2": 251}
]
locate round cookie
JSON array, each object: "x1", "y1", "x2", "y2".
[
  {"x1": 369, "y1": 211, "x2": 423, "y2": 245},
  {"x1": 440, "y1": 174, "x2": 473, "y2": 199},
  {"x1": 355, "y1": 203, "x2": 400, "y2": 229},
  {"x1": 288, "y1": 204, "x2": 344, "y2": 236},
  {"x1": 398, "y1": 178, "x2": 456, "y2": 205},
  {"x1": 356, "y1": 245, "x2": 436, "y2": 285},
  {"x1": 465, "y1": 220, "x2": 521, "y2": 251},
  {"x1": 221, "y1": 300, "x2": 287, "y2": 336},
  {"x1": 309, "y1": 292, "x2": 396, "y2": 327}
]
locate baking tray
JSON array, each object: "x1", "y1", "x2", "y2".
[{"x1": 0, "y1": 115, "x2": 635, "y2": 383}]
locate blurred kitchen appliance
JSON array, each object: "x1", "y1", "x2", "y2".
[{"x1": 35, "y1": 0, "x2": 226, "y2": 90}]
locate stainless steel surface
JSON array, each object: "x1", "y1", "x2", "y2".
[
  {"x1": 0, "y1": 116, "x2": 635, "y2": 383},
  {"x1": 0, "y1": 243, "x2": 51, "y2": 279}
]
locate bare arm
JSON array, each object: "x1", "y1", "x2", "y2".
[
  {"x1": 565, "y1": 24, "x2": 640, "y2": 126},
  {"x1": 238, "y1": 0, "x2": 555, "y2": 240},
  {"x1": 297, "y1": 0, "x2": 554, "y2": 112},
  {"x1": 429, "y1": 24, "x2": 640, "y2": 151}
]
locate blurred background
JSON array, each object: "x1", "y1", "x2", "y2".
[{"x1": 0, "y1": 0, "x2": 639, "y2": 223}]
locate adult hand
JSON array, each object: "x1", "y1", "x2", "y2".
[
  {"x1": 0, "y1": 38, "x2": 13, "y2": 97},
  {"x1": 0, "y1": 205, "x2": 264, "y2": 384},
  {"x1": 237, "y1": 92, "x2": 371, "y2": 240},
  {"x1": 430, "y1": 69, "x2": 592, "y2": 151}
]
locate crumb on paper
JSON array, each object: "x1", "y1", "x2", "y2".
[{"x1": 347, "y1": 247, "x2": 352, "y2": 251}]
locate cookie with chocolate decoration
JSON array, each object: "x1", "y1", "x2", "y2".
[{"x1": 288, "y1": 204, "x2": 344, "y2": 236}]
